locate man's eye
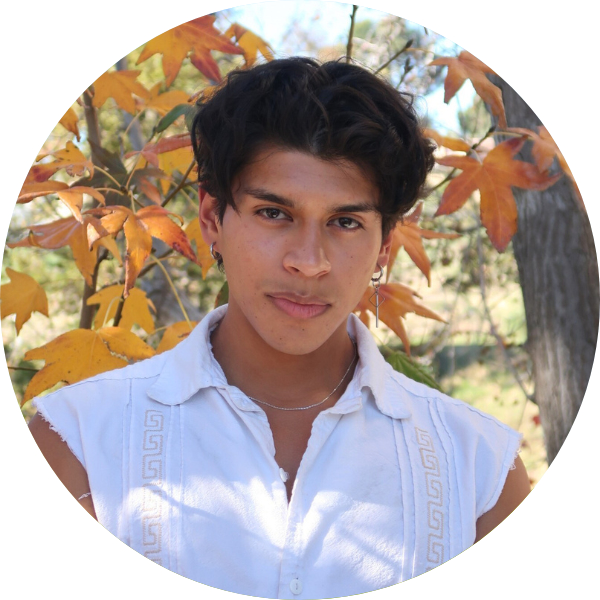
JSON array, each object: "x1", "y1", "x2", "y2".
[
  {"x1": 258, "y1": 208, "x2": 287, "y2": 220},
  {"x1": 332, "y1": 216, "x2": 361, "y2": 230}
]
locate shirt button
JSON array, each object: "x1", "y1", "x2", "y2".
[
  {"x1": 279, "y1": 468, "x2": 289, "y2": 482},
  {"x1": 290, "y1": 578, "x2": 302, "y2": 595}
]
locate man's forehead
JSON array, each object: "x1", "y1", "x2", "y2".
[{"x1": 231, "y1": 146, "x2": 381, "y2": 212}]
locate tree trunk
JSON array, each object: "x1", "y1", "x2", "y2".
[{"x1": 490, "y1": 77, "x2": 599, "y2": 464}]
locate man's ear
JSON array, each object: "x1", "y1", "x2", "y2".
[
  {"x1": 376, "y1": 228, "x2": 394, "y2": 270},
  {"x1": 198, "y1": 190, "x2": 221, "y2": 244}
]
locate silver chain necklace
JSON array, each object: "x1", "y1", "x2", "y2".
[{"x1": 247, "y1": 340, "x2": 358, "y2": 411}]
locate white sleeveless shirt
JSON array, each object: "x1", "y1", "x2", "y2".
[{"x1": 34, "y1": 306, "x2": 521, "y2": 598}]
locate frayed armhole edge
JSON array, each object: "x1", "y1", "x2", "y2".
[{"x1": 35, "y1": 404, "x2": 87, "y2": 471}]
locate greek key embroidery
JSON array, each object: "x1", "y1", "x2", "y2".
[
  {"x1": 415, "y1": 427, "x2": 444, "y2": 570},
  {"x1": 141, "y1": 410, "x2": 165, "y2": 564}
]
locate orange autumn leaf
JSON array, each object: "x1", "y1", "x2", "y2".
[
  {"x1": 156, "y1": 320, "x2": 198, "y2": 353},
  {"x1": 389, "y1": 203, "x2": 460, "y2": 284},
  {"x1": 140, "y1": 84, "x2": 191, "y2": 116},
  {"x1": 429, "y1": 51, "x2": 507, "y2": 129},
  {"x1": 18, "y1": 180, "x2": 69, "y2": 200},
  {"x1": 508, "y1": 126, "x2": 584, "y2": 209},
  {"x1": 127, "y1": 133, "x2": 192, "y2": 168},
  {"x1": 435, "y1": 137, "x2": 562, "y2": 251},
  {"x1": 18, "y1": 184, "x2": 105, "y2": 222},
  {"x1": 354, "y1": 282, "x2": 445, "y2": 355},
  {"x1": 26, "y1": 141, "x2": 94, "y2": 183},
  {"x1": 87, "y1": 284, "x2": 156, "y2": 334},
  {"x1": 96, "y1": 327, "x2": 155, "y2": 360},
  {"x1": 422, "y1": 127, "x2": 471, "y2": 153},
  {"x1": 224, "y1": 23, "x2": 274, "y2": 67},
  {"x1": 7, "y1": 217, "x2": 121, "y2": 286},
  {"x1": 86, "y1": 205, "x2": 196, "y2": 295},
  {"x1": 58, "y1": 106, "x2": 80, "y2": 140},
  {"x1": 0, "y1": 268, "x2": 49, "y2": 334},
  {"x1": 136, "y1": 15, "x2": 243, "y2": 86},
  {"x1": 185, "y1": 218, "x2": 215, "y2": 278},
  {"x1": 129, "y1": 167, "x2": 168, "y2": 205},
  {"x1": 92, "y1": 70, "x2": 150, "y2": 114},
  {"x1": 136, "y1": 176, "x2": 163, "y2": 204},
  {"x1": 22, "y1": 329, "x2": 129, "y2": 404}
]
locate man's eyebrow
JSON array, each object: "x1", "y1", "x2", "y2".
[{"x1": 243, "y1": 187, "x2": 379, "y2": 214}]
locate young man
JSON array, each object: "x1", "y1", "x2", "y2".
[{"x1": 29, "y1": 58, "x2": 530, "y2": 598}]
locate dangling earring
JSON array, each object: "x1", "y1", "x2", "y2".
[{"x1": 369, "y1": 264, "x2": 385, "y2": 328}]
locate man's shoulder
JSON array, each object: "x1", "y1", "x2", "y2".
[
  {"x1": 35, "y1": 350, "x2": 170, "y2": 409},
  {"x1": 383, "y1": 367, "x2": 516, "y2": 436}
]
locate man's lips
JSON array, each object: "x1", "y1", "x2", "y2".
[{"x1": 267, "y1": 293, "x2": 330, "y2": 319}]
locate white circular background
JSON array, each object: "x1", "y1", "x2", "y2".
[{"x1": 1, "y1": 1, "x2": 596, "y2": 597}]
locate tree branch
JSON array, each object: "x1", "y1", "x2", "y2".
[
  {"x1": 78, "y1": 249, "x2": 107, "y2": 329},
  {"x1": 345, "y1": 5, "x2": 358, "y2": 63},
  {"x1": 162, "y1": 160, "x2": 197, "y2": 207},
  {"x1": 375, "y1": 39, "x2": 413, "y2": 75}
]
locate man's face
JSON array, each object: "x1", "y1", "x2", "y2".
[{"x1": 200, "y1": 145, "x2": 392, "y2": 355}]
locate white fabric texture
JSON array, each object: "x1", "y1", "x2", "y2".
[{"x1": 34, "y1": 305, "x2": 521, "y2": 598}]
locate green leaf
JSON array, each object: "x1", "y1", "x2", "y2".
[
  {"x1": 214, "y1": 281, "x2": 229, "y2": 308},
  {"x1": 185, "y1": 102, "x2": 200, "y2": 133},
  {"x1": 155, "y1": 104, "x2": 190, "y2": 134},
  {"x1": 385, "y1": 350, "x2": 441, "y2": 391}
]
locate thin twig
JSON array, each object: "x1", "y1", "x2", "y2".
[
  {"x1": 7, "y1": 366, "x2": 39, "y2": 373},
  {"x1": 148, "y1": 255, "x2": 191, "y2": 326},
  {"x1": 120, "y1": 249, "x2": 175, "y2": 283},
  {"x1": 112, "y1": 293, "x2": 126, "y2": 327},
  {"x1": 162, "y1": 160, "x2": 196, "y2": 207},
  {"x1": 375, "y1": 39, "x2": 413, "y2": 74},
  {"x1": 476, "y1": 227, "x2": 534, "y2": 402},
  {"x1": 345, "y1": 5, "x2": 358, "y2": 63}
]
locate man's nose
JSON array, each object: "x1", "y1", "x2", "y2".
[{"x1": 282, "y1": 226, "x2": 331, "y2": 278}]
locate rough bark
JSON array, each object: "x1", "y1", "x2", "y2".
[{"x1": 491, "y1": 77, "x2": 599, "y2": 463}]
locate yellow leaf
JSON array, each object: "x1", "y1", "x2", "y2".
[
  {"x1": 0, "y1": 268, "x2": 49, "y2": 334},
  {"x1": 58, "y1": 107, "x2": 80, "y2": 140},
  {"x1": 26, "y1": 141, "x2": 93, "y2": 183},
  {"x1": 17, "y1": 183, "x2": 104, "y2": 222},
  {"x1": 224, "y1": 23, "x2": 274, "y2": 67},
  {"x1": 97, "y1": 327, "x2": 155, "y2": 360},
  {"x1": 156, "y1": 320, "x2": 197, "y2": 353},
  {"x1": 87, "y1": 285, "x2": 156, "y2": 334},
  {"x1": 142, "y1": 85, "x2": 191, "y2": 116},
  {"x1": 86, "y1": 205, "x2": 196, "y2": 296},
  {"x1": 92, "y1": 70, "x2": 150, "y2": 115},
  {"x1": 22, "y1": 329, "x2": 128, "y2": 404},
  {"x1": 136, "y1": 15, "x2": 242, "y2": 86}
]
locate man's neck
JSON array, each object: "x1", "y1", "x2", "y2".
[{"x1": 210, "y1": 303, "x2": 357, "y2": 410}]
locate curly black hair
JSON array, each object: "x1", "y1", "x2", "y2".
[{"x1": 190, "y1": 57, "x2": 435, "y2": 238}]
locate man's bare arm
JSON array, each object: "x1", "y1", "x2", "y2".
[
  {"x1": 28, "y1": 413, "x2": 97, "y2": 520},
  {"x1": 474, "y1": 454, "x2": 530, "y2": 542}
]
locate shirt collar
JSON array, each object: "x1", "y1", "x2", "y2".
[{"x1": 147, "y1": 305, "x2": 411, "y2": 420}]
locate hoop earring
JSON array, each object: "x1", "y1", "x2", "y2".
[
  {"x1": 210, "y1": 242, "x2": 225, "y2": 274},
  {"x1": 209, "y1": 242, "x2": 221, "y2": 261},
  {"x1": 369, "y1": 264, "x2": 385, "y2": 328}
]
